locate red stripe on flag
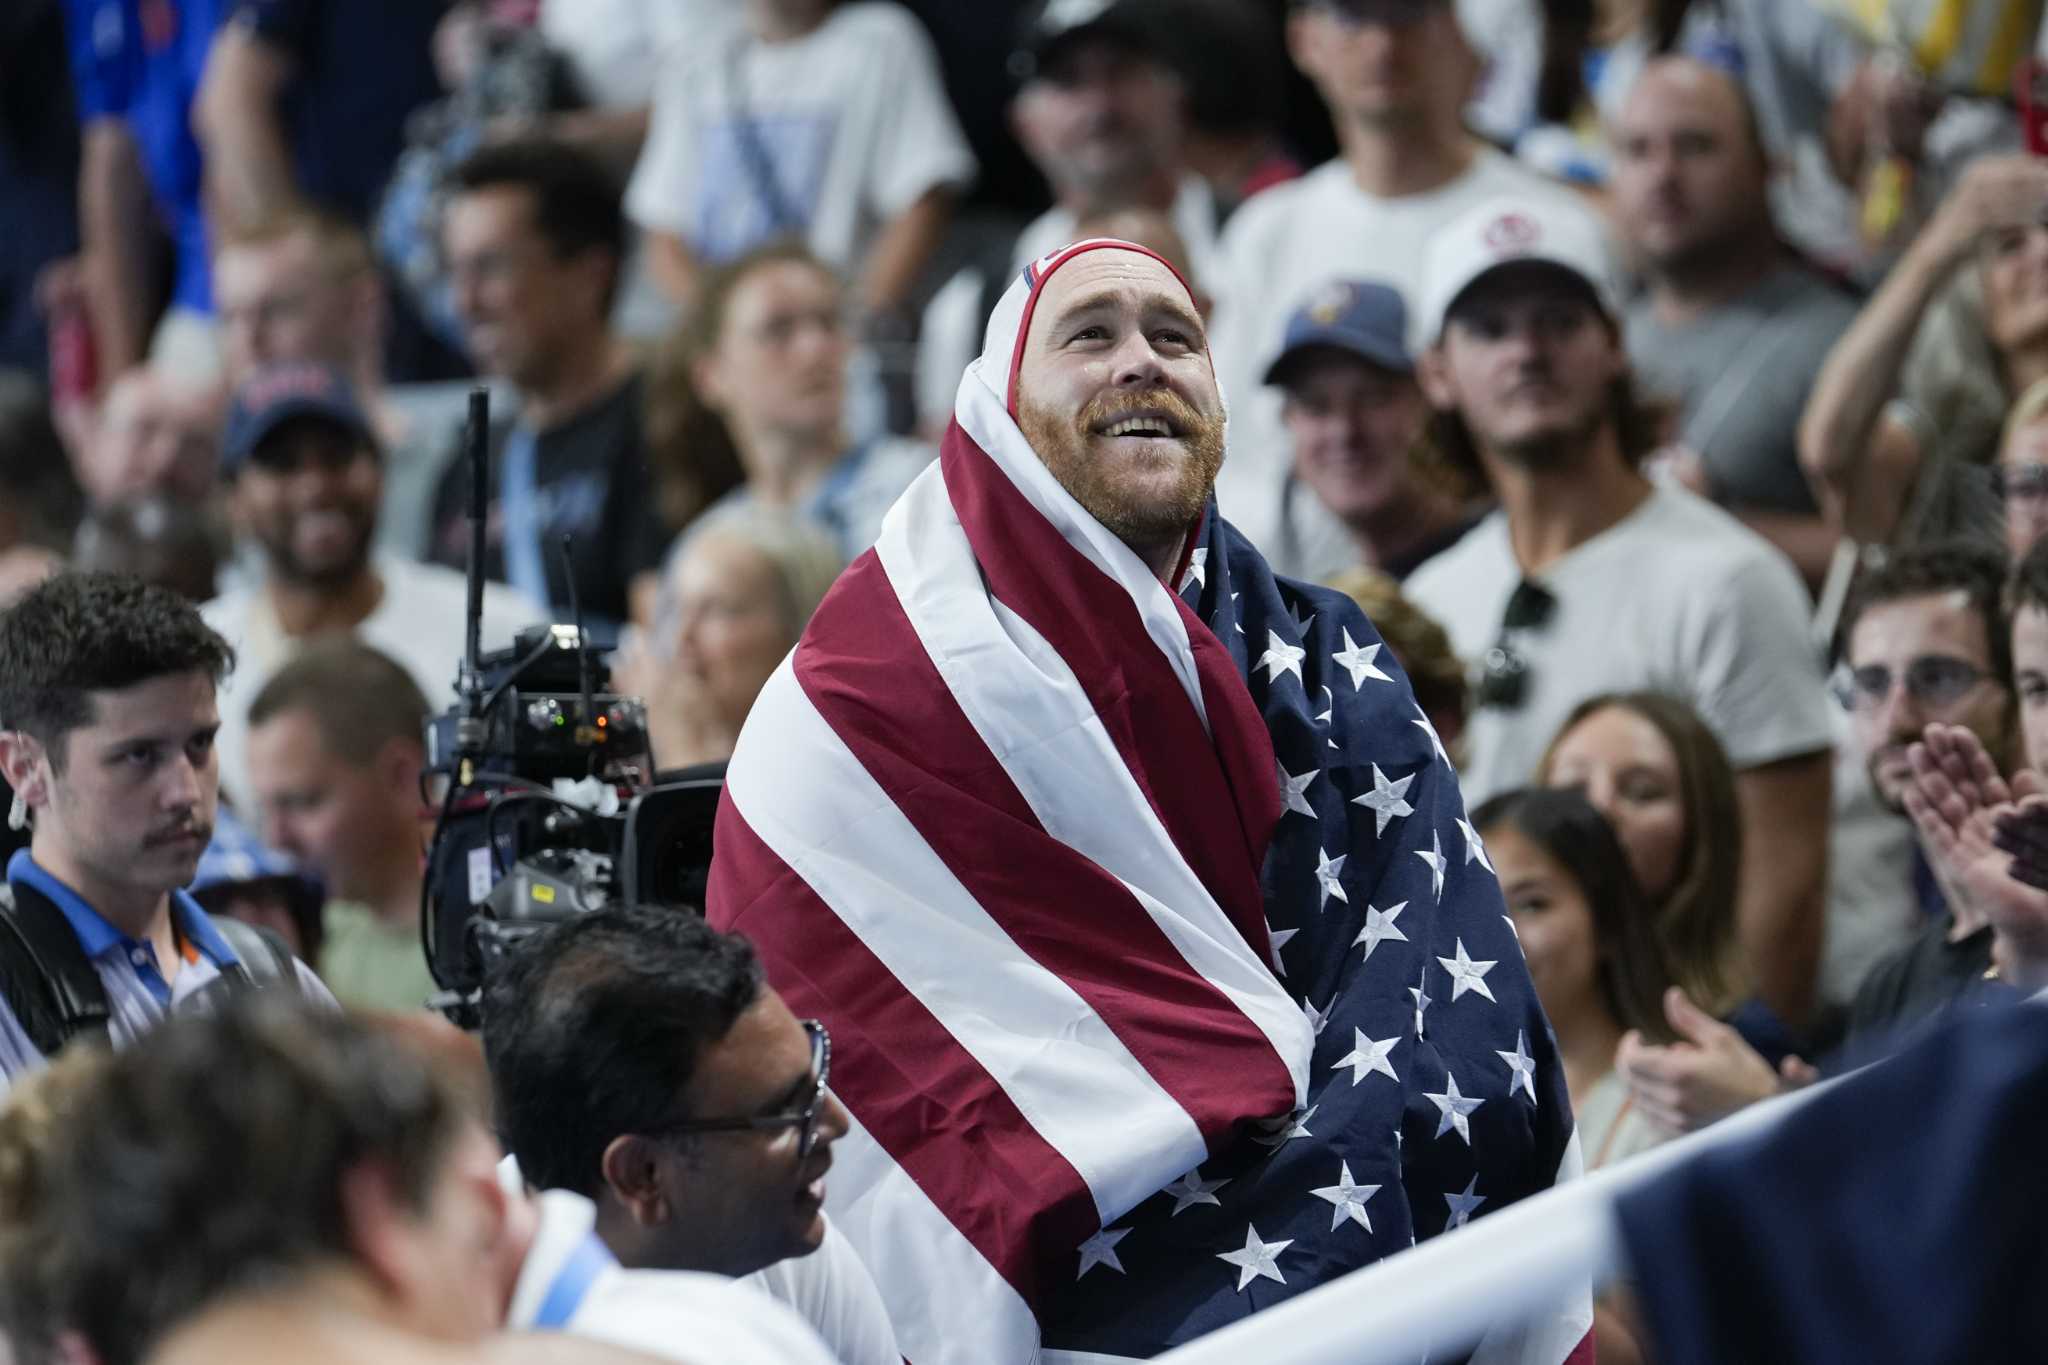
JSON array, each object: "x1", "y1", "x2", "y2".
[
  {"x1": 938, "y1": 425, "x2": 1281, "y2": 958},
  {"x1": 709, "y1": 796, "x2": 1099, "y2": 1307},
  {"x1": 1564, "y1": 1327, "x2": 1597, "y2": 1365},
  {"x1": 791, "y1": 553, "x2": 1300, "y2": 1141}
]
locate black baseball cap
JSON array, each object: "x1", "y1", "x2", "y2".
[{"x1": 1010, "y1": 0, "x2": 1176, "y2": 86}]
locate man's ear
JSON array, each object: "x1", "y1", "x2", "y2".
[
  {"x1": 599, "y1": 1134, "x2": 674, "y2": 1229},
  {"x1": 0, "y1": 730, "x2": 51, "y2": 809},
  {"x1": 1415, "y1": 343, "x2": 1456, "y2": 410},
  {"x1": 337, "y1": 1154, "x2": 419, "y2": 1298},
  {"x1": 376, "y1": 736, "x2": 426, "y2": 802}
]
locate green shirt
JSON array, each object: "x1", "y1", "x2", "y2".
[{"x1": 316, "y1": 901, "x2": 437, "y2": 1012}]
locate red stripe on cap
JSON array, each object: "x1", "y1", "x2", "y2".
[
  {"x1": 791, "y1": 550, "x2": 1298, "y2": 1139},
  {"x1": 708, "y1": 795, "x2": 1098, "y2": 1307},
  {"x1": 938, "y1": 422, "x2": 1280, "y2": 957},
  {"x1": 1003, "y1": 238, "x2": 1194, "y2": 416}
]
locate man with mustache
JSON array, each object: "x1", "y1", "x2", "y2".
[
  {"x1": 708, "y1": 238, "x2": 1589, "y2": 1362},
  {"x1": 1403, "y1": 195, "x2": 1835, "y2": 1029},
  {"x1": 0, "y1": 572, "x2": 330, "y2": 1093}
]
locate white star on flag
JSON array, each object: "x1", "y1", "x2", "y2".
[
  {"x1": 1331, "y1": 1027, "x2": 1399, "y2": 1086},
  {"x1": 1502, "y1": 913, "x2": 1521, "y2": 944},
  {"x1": 1077, "y1": 1226, "x2": 1131, "y2": 1279},
  {"x1": 1256, "y1": 629, "x2": 1305, "y2": 687},
  {"x1": 1251, "y1": 1104, "x2": 1318, "y2": 1147},
  {"x1": 1265, "y1": 923, "x2": 1298, "y2": 976},
  {"x1": 1291, "y1": 604, "x2": 1316, "y2": 637},
  {"x1": 1311, "y1": 1161, "x2": 1381, "y2": 1233},
  {"x1": 1444, "y1": 1175, "x2": 1486, "y2": 1229},
  {"x1": 1332, "y1": 628, "x2": 1391, "y2": 689},
  {"x1": 1416, "y1": 829, "x2": 1448, "y2": 901},
  {"x1": 1184, "y1": 546, "x2": 1208, "y2": 590},
  {"x1": 1163, "y1": 1168, "x2": 1230, "y2": 1216},
  {"x1": 1216, "y1": 1225, "x2": 1293, "y2": 1291},
  {"x1": 1300, "y1": 995, "x2": 1331, "y2": 1035},
  {"x1": 1231, "y1": 592, "x2": 1243, "y2": 634},
  {"x1": 1353, "y1": 900, "x2": 1408, "y2": 961},
  {"x1": 1352, "y1": 763, "x2": 1414, "y2": 836},
  {"x1": 1497, "y1": 1029, "x2": 1538, "y2": 1104},
  {"x1": 1313, "y1": 848, "x2": 1348, "y2": 909},
  {"x1": 1315, "y1": 685, "x2": 1334, "y2": 725},
  {"x1": 1412, "y1": 702, "x2": 1451, "y2": 767},
  {"x1": 1424, "y1": 1071, "x2": 1484, "y2": 1144},
  {"x1": 1456, "y1": 816, "x2": 1495, "y2": 873},
  {"x1": 1277, "y1": 760, "x2": 1319, "y2": 819},
  {"x1": 1408, "y1": 969, "x2": 1432, "y2": 1037},
  {"x1": 1437, "y1": 938, "x2": 1497, "y2": 1003}
]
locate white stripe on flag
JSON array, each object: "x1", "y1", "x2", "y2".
[
  {"x1": 949, "y1": 367, "x2": 1210, "y2": 731},
  {"x1": 824, "y1": 1107, "x2": 1039, "y2": 1365},
  {"x1": 874, "y1": 484, "x2": 1311, "y2": 1104},
  {"x1": 726, "y1": 658, "x2": 1211, "y2": 1219}
]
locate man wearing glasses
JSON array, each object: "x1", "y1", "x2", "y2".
[
  {"x1": 1829, "y1": 543, "x2": 2017, "y2": 1038},
  {"x1": 480, "y1": 902, "x2": 899, "y2": 1365}
]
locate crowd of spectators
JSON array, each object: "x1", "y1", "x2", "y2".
[{"x1": 6, "y1": 0, "x2": 2048, "y2": 1360}]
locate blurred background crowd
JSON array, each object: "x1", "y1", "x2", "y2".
[{"x1": 6, "y1": 0, "x2": 2048, "y2": 1358}]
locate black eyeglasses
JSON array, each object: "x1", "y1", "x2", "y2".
[
  {"x1": 647, "y1": 1019, "x2": 833, "y2": 1159},
  {"x1": 1475, "y1": 579, "x2": 1556, "y2": 711},
  {"x1": 1992, "y1": 463, "x2": 2048, "y2": 502},
  {"x1": 1831, "y1": 655, "x2": 1992, "y2": 713}
]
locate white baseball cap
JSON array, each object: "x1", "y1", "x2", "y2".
[{"x1": 1416, "y1": 195, "x2": 1621, "y2": 344}]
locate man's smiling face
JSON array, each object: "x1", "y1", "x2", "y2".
[{"x1": 1012, "y1": 248, "x2": 1226, "y2": 569}]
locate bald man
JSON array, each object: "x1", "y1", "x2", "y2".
[
  {"x1": 1614, "y1": 56, "x2": 1856, "y2": 588},
  {"x1": 707, "y1": 240, "x2": 1589, "y2": 1363}
]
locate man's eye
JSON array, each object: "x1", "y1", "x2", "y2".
[
  {"x1": 1070, "y1": 325, "x2": 1108, "y2": 342},
  {"x1": 1153, "y1": 329, "x2": 1191, "y2": 348}
]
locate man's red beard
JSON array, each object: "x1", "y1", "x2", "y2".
[{"x1": 1017, "y1": 387, "x2": 1226, "y2": 553}]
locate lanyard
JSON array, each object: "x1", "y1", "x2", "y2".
[
  {"x1": 532, "y1": 1232, "x2": 617, "y2": 1330},
  {"x1": 502, "y1": 424, "x2": 550, "y2": 610}
]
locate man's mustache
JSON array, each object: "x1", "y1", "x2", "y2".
[{"x1": 1079, "y1": 388, "x2": 1212, "y2": 435}]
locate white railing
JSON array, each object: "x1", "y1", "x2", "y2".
[{"x1": 1155, "y1": 1075, "x2": 1836, "y2": 1365}]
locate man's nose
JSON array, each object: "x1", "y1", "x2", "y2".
[
  {"x1": 160, "y1": 752, "x2": 205, "y2": 812},
  {"x1": 1874, "y1": 681, "x2": 1925, "y2": 746},
  {"x1": 1110, "y1": 331, "x2": 1168, "y2": 387},
  {"x1": 816, "y1": 1088, "x2": 851, "y2": 1147}
]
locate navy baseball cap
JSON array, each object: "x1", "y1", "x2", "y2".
[
  {"x1": 1262, "y1": 280, "x2": 1413, "y2": 387},
  {"x1": 222, "y1": 361, "x2": 377, "y2": 475}
]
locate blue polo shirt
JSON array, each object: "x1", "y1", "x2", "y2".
[
  {"x1": 0, "y1": 848, "x2": 332, "y2": 1093},
  {"x1": 60, "y1": 0, "x2": 225, "y2": 314}
]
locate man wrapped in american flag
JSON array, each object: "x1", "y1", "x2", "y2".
[{"x1": 707, "y1": 237, "x2": 1591, "y2": 1364}]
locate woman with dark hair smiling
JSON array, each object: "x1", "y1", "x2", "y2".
[{"x1": 1472, "y1": 786, "x2": 1676, "y2": 1171}]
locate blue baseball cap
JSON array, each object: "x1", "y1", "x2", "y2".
[
  {"x1": 222, "y1": 362, "x2": 377, "y2": 475},
  {"x1": 190, "y1": 805, "x2": 321, "y2": 898},
  {"x1": 1262, "y1": 280, "x2": 1413, "y2": 387}
]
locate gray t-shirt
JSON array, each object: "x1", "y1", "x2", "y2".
[
  {"x1": 1626, "y1": 264, "x2": 1858, "y2": 515},
  {"x1": 1404, "y1": 484, "x2": 1833, "y2": 803}
]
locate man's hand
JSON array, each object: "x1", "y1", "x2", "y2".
[
  {"x1": 1918, "y1": 153, "x2": 2048, "y2": 266},
  {"x1": 1904, "y1": 723, "x2": 2048, "y2": 990},
  {"x1": 1616, "y1": 988, "x2": 1812, "y2": 1135}
]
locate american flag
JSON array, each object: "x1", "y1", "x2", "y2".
[{"x1": 708, "y1": 239, "x2": 1589, "y2": 1363}]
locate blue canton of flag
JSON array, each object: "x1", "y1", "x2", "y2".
[{"x1": 1038, "y1": 508, "x2": 1578, "y2": 1358}]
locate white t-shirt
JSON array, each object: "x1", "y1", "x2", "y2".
[
  {"x1": 539, "y1": 0, "x2": 736, "y2": 109},
  {"x1": 1208, "y1": 148, "x2": 1581, "y2": 572},
  {"x1": 625, "y1": 2, "x2": 976, "y2": 279},
  {"x1": 1403, "y1": 484, "x2": 1833, "y2": 803},
  {"x1": 203, "y1": 555, "x2": 543, "y2": 815},
  {"x1": 498, "y1": 1157, "x2": 897, "y2": 1365},
  {"x1": 509, "y1": 1190, "x2": 841, "y2": 1365}
]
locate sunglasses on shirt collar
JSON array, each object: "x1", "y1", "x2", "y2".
[{"x1": 1475, "y1": 579, "x2": 1556, "y2": 711}]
